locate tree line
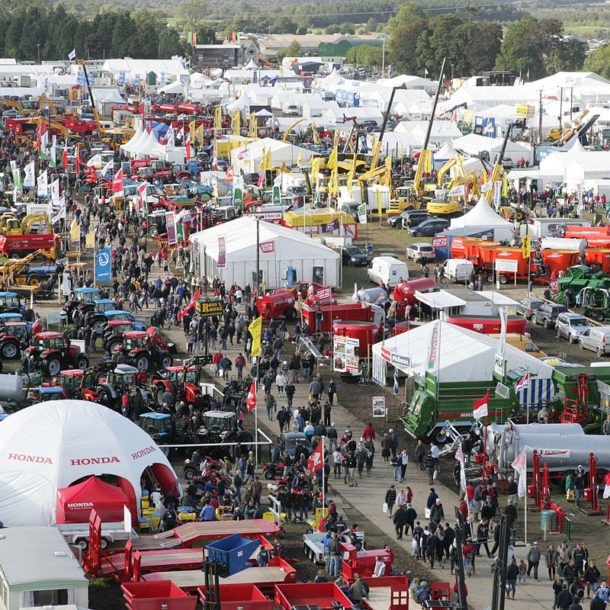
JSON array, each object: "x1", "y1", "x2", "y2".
[
  {"x1": 0, "y1": 5, "x2": 187, "y2": 61},
  {"x1": 387, "y1": 5, "x2": 587, "y2": 80}
]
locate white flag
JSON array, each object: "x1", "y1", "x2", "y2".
[
  {"x1": 23, "y1": 162, "x2": 35, "y2": 189},
  {"x1": 51, "y1": 201, "x2": 66, "y2": 225},
  {"x1": 481, "y1": 181, "x2": 492, "y2": 193},
  {"x1": 37, "y1": 170, "x2": 48, "y2": 198},
  {"x1": 455, "y1": 445, "x2": 467, "y2": 493},
  {"x1": 49, "y1": 135, "x2": 57, "y2": 168},
  {"x1": 87, "y1": 153, "x2": 102, "y2": 167},
  {"x1": 68, "y1": 49, "x2": 76, "y2": 61},
  {"x1": 49, "y1": 179, "x2": 60, "y2": 205},
  {"x1": 101, "y1": 160, "x2": 113, "y2": 176},
  {"x1": 511, "y1": 447, "x2": 528, "y2": 498},
  {"x1": 40, "y1": 130, "x2": 49, "y2": 160},
  {"x1": 166, "y1": 127, "x2": 175, "y2": 147},
  {"x1": 448, "y1": 184, "x2": 466, "y2": 197}
]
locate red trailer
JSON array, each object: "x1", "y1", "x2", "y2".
[
  {"x1": 198, "y1": 583, "x2": 272, "y2": 610},
  {"x1": 446, "y1": 314, "x2": 527, "y2": 335},
  {"x1": 122, "y1": 581, "x2": 197, "y2": 610},
  {"x1": 332, "y1": 321, "x2": 381, "y2": 357},
  {"x1": 257, "y1": 291, "x2": 297, "y2": 321},
  {"x1": 302, "y1": 301, "x2": 374, "y2": 333},
  {"x1": 274, "y1": 583, "x2": 352, "y2": 610},
  {"x1": 393, "y1": 278, "x2": 437, "y2": 317},
  {"x1": 585, "y1": 249, "x2": 610, "y2": 273},
  {"x1": 393, "y1": 320, "x2": 426, "y2": 335},
  {"x1": 0, "y1": 233, "x2": 59, "y2": 257}
]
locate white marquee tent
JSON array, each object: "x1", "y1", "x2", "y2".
[
  {"x1": 0, "y1": 401, "x2": 180, "y2": 527},
  {"x1": 371, "y1": 319, "x2": 553, "y2": 384},
  {"x1": 230, "y1": 137, "x2": 313, "y2": 174},
  {"x1": 190, "y1": 216, "x2": 340, "y2": 288}
]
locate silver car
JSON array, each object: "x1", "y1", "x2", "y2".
[
  {"x1": 406, "y1": 243, "x2": 436, "y2": 263},
  {"x1": 555, "y1": 312, "x2": 591, "y2": 343}
]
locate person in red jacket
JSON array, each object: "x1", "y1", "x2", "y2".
[
  {"x1": 362, "y1": 422, "x2": 375, "y2": 442},
  {"x1": 212, "y1": 350, "x2": 223, "y2": 375},
  {"x1": 459, "y1": 497, "x2": 469, "y2": 521}
]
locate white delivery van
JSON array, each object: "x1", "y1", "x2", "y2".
[
  {"x1": 443, "y1": 259, "x2": 474, "y2": 282},
  {"x1": 367, "y1": 256, "x2": 409, "y2": 287}
]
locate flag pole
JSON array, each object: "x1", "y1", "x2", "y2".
[
  {"x1": 322, "y1": 435, "x2": 325, "y2": 519},
  {"x1": 254, "y1": 382, "x2": 258, "y2": 467}
]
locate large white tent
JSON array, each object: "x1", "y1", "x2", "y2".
[
  {"x1": 452, "y1": 133, "x2": 534, "y2": 165},
  {"x1": 371, "y1": 319, "x2": 553, "y2": 384},
  {"x1": 190, "y1": 216, "x2": 340, "y2": 288},
  {"x1": 0, "y1": 401, "x2": 180, "y2": 527},
  {"x1": 449, "y1": 196, "x2": 515, "y2": 241}
]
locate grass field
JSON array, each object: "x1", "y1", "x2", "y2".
[{"x1": 336, "y1": 220, "x2": 432, "y2": 295}]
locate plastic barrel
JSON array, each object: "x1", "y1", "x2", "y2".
[{"x1": 541, "y1": 509, "x2": 555, "y2": 532}]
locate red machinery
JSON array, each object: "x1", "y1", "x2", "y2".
[
  {"x1": 582, "y1": 452, "x2": 601, "y2": 515},
  {"x1": 392, "y1": 278, "x2": 436, "y2": 317},
  {"x1": 332, "y1": 321, "x2": 382, "y2": 358},
  {"x1": 0, "y1": 233, "x2": 59, "y2": 257},
  {"x1": 122, "y1": 581, "x2": 196, "y2": 610},
  {"x1": 257, "y1": 291, "x2": 298, "y2": 321},
  {"x1": 198, "y1": 584, "x2": 272, "y2": 610},
  {"x1": 274, "y1": 583, "x2": 352, "y2": 610},
  {"x1": 302, "y1": 301, "x2": 375, "y2": 334},
  {"x1": 340, "y1": 543, "x2": 393, "y2": 580}
]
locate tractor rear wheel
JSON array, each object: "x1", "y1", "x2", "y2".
[
  {"x1": 46, "y1": 357, "x2": 61, "y2": 377},
  {"x1": 135, "y1": 354, "x2": 150, "y2": 372},
  {"x1": 0, "y1": 341, "x2": 19, "y2": 360}
]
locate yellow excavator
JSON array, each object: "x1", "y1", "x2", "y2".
[
  {"x1": 77, "y1": 59, "x2": 133, "y2": 147},
  {"x1": 0, "y1": 213, "x2": 53, "y2": 237},
  {"x1": 0, "y1": 248, "x2": 56, "y2": 288}
]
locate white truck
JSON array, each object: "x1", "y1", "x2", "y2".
[
  {"x1": 367, "y1": 256, "x2": 409, "y2": 287},
  {"x1": 443, "y1": 258, "x2": 474, "y2": 283},
  {"x1": 58, "y1": 507, "x2": 134, "y2": 551}
]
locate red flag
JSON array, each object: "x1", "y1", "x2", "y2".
[
  {"x1": 112, "y1": 168, "x2": 124, "y2": 196},
  {"x1": 225, "y1": 165, "x2": 234, "y2": 182},
  {"x1": 473, "y1": 389, "x2": 489, "y2": 420},
  {"x1": 186, "y1": 137, "x2": 191, "y2": 161},
  {"x1": 62, "y1": 148, "x2": 69, "y2": 169},
  {"x1": 247, "y1": 381, "x2": 257, "y2": 413},
  {"x1": 308, "y1": 439, "x2": 324, "y2": 472}
]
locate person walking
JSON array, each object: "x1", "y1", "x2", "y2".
[
  {"x1": 546, "y1": 544, "x2": 558, "y2": 580},
  {"x1": 527, "y1": 541, "x2": 542, "y2": 580},
  {"x1": 400, "y1": 449, "x2": 409, "y2": 481},
  {"x1": 385, "y1": 484, "x2": 397, "y2": 517},
  {"x1": 506, "y1": 557, "x2": 519, "y2": 599}
]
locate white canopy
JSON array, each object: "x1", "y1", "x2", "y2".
[
  {"x1": 0, "y1": 400, "x2": 180, "y2": 527},
  {"x1": 190, "y1": 216, "x2": 340, "y2": 288},
  {"x1": 451, "y1": 196, "x2": 514, "y2": 229},
  {"x1": 372, "y1": 320, "x2": 554, "y2": 384}
]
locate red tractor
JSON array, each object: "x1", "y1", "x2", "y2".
[
  {"x1": 113, "y1": 328, "x2": 174, "y2": 372},
  {"x1": 151, "y1": 364, "x2": 202, "y2": 406},
  {"x1": 25, "y1": 331, "x2": 89, "y2": 376}
]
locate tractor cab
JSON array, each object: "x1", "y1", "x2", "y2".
[
  {"x1": 199, "y1": 410, "x2": 237, "y2": 439},
  {"x1": 29, "y1": 385, "x2": 66, "y2": 403},
  {"x1": 106, "y1": 363, "x2": 140, "y2": 391},
  {"x1": 93, "y1": 299, "x2": 118, "y2": 314},
  {"x1": 139, "y1": 412, "x2": 173, "y2": 442},
  {"x1": 1, "y1": 321, "x2": 28, "y2": 341},
  {"x1": 104, "y1": 310, "x2": 137, "y2": 324},
  {"x1": 0, "y1": 312, "x2": 24, "y2": 326},
  {"x1": 55, "y1": 369, "x2": 97, "y2": 399},
  {"x1": 0, "y1": 291, "x2": 22, "y2": 314},
  {"x1": 32, "y1": 331, "x2": 66, "y2": 352},
  {"x1": 122, "y1": 331, "x2": 148, "y2": 351},
  {"x1": 166, "y1": 365, "x2": 199, "y2": 386},
  {"x1": 72, "y1": 287, "x2": 100, "y2": 305}
]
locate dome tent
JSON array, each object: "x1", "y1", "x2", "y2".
[{"x1": 0, "y1": 401, "x2": 180, "y2": 527}]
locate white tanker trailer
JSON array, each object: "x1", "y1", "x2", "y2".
[{"x1": 489, "y1": 423, "x2": 610, "y2": 473}]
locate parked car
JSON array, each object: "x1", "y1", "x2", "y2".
[
  {"x1": 555, "y1": 312, "x2": 591, "y2": 343},
  {"x1": 532, "y1": 303, "x2": 567, "y2": 329},
  {"x1": 402, "y1": 211, "x2": 435, "y2": 229},
  {"x1": 408, "y1": 218, "x2": 450, "y2": 237},
  {"x1": 342, "y1": 245, "x2": 370, "y2": 267},
  {"x1": 406, "y1": 243, "x2": 436, "y2": 264},
  {"x1": 579, "y1": 326, "x2": 610, "y2": 357},
  {"x1": 279, "y1": 432, "x2": 311, "y2": 458},
  {"x1": 516, "y1": 297, "x2": 545, "y2": 320}
]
